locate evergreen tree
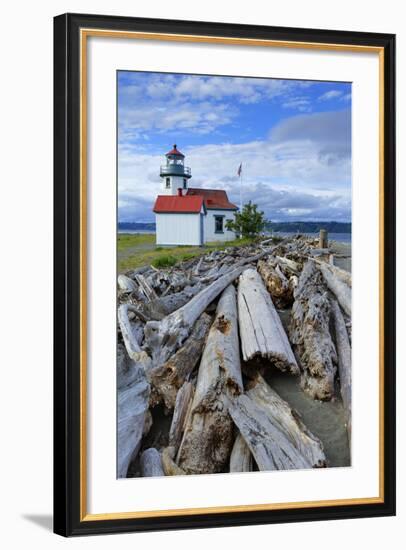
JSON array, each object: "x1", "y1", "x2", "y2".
[{"x1": 226, "y1": 201, "x2": 265, "y2": 238}]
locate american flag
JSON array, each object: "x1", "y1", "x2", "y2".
[{"x1": 237, "y1": 162, "x2": 242, "y2": 177}]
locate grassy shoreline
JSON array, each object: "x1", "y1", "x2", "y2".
[{"x1": 117, "y1": 233, "x2": 254, "y2": 273}]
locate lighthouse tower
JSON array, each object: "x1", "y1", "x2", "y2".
[{"x1": 159, "y1": 144, "x2": 192, "y2": 196}]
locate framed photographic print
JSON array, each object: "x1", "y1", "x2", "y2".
[{"x1": 53, "y1": 13, "x2": 396, "y2": 536}]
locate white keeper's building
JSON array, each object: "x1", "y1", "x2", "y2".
[{"x1": 153, "y1": 145, "x2": 238, "y2": 246}]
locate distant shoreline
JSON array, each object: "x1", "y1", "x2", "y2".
[
  {"x1": 117, "y1": 228, "x2": 352, "y2": 244},
  {"x1": 118, "y1": 221, "x2": 352, "y2": 234}
]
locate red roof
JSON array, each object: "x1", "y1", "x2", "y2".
[
  {"x1": 186, "y1": 188, "x2": 238, "y2": 210},
  {"x1": 153, "y1": 195, "x2": 205, "y2": 213},
  {"x1": 166, "y1": 144, "x2": 184, "y2": 157}
]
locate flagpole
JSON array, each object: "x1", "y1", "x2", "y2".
[{"x1": 239, "y1": 167, "x2": 243, "y2": 238}]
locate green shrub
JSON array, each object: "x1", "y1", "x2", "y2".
[{"x1": 152, "y1": 255, "x2": 177, "y2": 268}]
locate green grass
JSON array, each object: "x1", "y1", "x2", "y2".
[
  {"x1": 117, "y1": 233, "x2": 256, "y2": 273},
  {"x1": 117, "y1": 233, "x2": 155, "y2": 252}
]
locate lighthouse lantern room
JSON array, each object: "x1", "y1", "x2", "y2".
[{"x1": 159, "y1": 144, "x2": 192, "y2": 196}]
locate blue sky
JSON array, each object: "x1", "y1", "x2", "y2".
[{"x1": 118, "y1": 71, "x2": 351, "y2": 223}]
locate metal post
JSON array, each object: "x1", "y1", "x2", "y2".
[{"x1": 239, "y1": 172, "x2": 243, "y2": 238}]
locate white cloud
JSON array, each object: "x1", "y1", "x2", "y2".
[
  {"x1": 118, "y1": 110, "x2": 351, "y2": 222},
  {"x1": 143, "y1": 74, "x2": 311, "y2": 105},
  {"x1": 282, "y1": 97, "x2": 312, "y2": 112},
  {"x1": 340, "y1": 93, "x2": 352, "y2": 102},
  {"x1": 118, "y1": 74, "x2": 318, "y2": 136},
  {"x1": 318, "y1": 90, "x2": 343, "y2": 101},
  {"x1": 118, "y1": 101, "x2": 237, "y2": 137}
]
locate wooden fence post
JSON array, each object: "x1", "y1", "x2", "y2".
[{"x1": 319, "y1": 229, "x2": 328, "y2": 248}]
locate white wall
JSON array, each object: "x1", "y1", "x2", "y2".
[
  {"x1": 156, "y1": 212, "x2": 202, "y2": 245},
  {"x1": 0, "y1": 1, "x2": 404, "y2": 549},
  {"x1": 204, "y1": 209, "x2": 236, "y2": 242},
  {"x1": 161, "y1": 174, "x2": 188, "y2": 195}
]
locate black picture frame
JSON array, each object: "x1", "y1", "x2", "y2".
[{"x1": 54, "y1": 12, "x2": 396, "y2": 537}]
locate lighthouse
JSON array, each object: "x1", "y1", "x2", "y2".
[
  {"x1": 153, "y1": 145, "x2": 238, "y2": 246},
  {"x1": 159, "y1": 144, "x2": 192, "y2": 196}
]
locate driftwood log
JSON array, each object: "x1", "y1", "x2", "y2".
[
  {"x1": 140, "y1": 448, "x2": 164, "y2": 477},
  {"x1": 313, "y1": 259, "x2": 351, "y2": 287},
  {"x1": 168, "y1": 381, "x2": 194, "y2": 450},
  {"x1": 257, "y1": 259, "x2": 294, "y2": 308},
  {"x1": 275, "y1": 255, "x2": 300, "y2": 276},
  {"x1": 144, "y1": 249, "x2": 270, "y2": 366},
  {"x1": 177, "y1": 285, "x2": 243, "y2": 474},
  {"x1": 117, "y1": 274, "x2": 138, "y2": 293},
  {"x1": 317, "y1": 261, "x2": 351, "y2": 316},
  {"x1": 331, "y1": 300, "x2": 352, "y2": 443},
  {"x1": 229, "y1": 433, "x2": 253, "y2": 472},
  {"x1": 139, "y1": 283, "x2": 205, "y2": 321},
  {"x1": 134, "y1": 273, "x2": 158, "y2": 302},
  {"x1": 117, "y1": 345, "x2": 151, "y2": 477},
  {"x1": 289, "y1": 261, "x2": 337, "y2": 400},
  {"x1": 118, "y1": 304, "x2": 151, "y2": 363},
  {"x1": 227, "y1": 394, "x2": 312, "y2": 471},
  {"x1": 162, "y1": 447, "x2": 186, "y2": 476},
  {"x1": 248, "y1": 375, "x2": 326, "y2": 467},
  {"x1": 237, "y1": 268, "x2": 299, "y2": 374},
  {"x1": 148, "y1": 314, "x2": 211, "y2": 408}
]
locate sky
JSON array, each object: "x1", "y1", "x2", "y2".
[{"x1": 118, "y1": 71, "x2": 351, "y2": 223}]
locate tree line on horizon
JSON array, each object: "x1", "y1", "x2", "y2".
[{"x1": 118, "y1": 219, "x2": 351, "y2": 234}]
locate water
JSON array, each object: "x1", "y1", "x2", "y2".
[
  {"x1": 118, "y1": 228, "x2": 352, "y2": 243},
  {"x1": 272, "y1": 232, "x2": 351, "y2": 244},
  {"x1": 118, "y1": 229, "x2": 155, "y2": 234}
]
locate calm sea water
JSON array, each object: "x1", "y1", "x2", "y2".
[
  {"x1": 118, "y1": 229, "x2": 155, "y2": 234},
  {"x1": 118, "y1": 228, "x2": 351, "y2": 244},
  {"x1": 272, "y1": 232, "x2": 352, "y2": 244}
]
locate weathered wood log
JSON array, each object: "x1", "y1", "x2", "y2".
[
  {"x1": 162, "y1": 447, "x2": 186, "y2": 476},
  {"x1": 248, "y1": 375, "x2": 326, "y2": 467},
  {"x1": 159, "y1": 283, "x2": 206, "y2": 314},
  {"x1": 137, "y1": 283, "x2": 206, "y2": 322},
  {"x1": 148, "y1": 314, "x2": 211, "y2": 408},
  {"x1": 177, "y1": 285, "x2": 243, "y2": 474},
  {"x1": 227, "y1": 393, "x2": 312, "y2": 471},
  {"x1": 117, "y1": 351, "x2": 151, "y2": 478},
  {"x1": 117, "y1": 304, "x2": 151, "y2": 365},
  {"x1": 229, "y1": 433, "x2": 253, "y2": 472},
  {"x1": 168, "y1": 382, "x2": 194, "y2": 450},
  {"x1": 289, "y1": 261, "x2": 337, "y2": 400},
  {"x1": 331, "y1": 300, "x2": 352, "y2": 443},
  {"x1": 257, "y1": 259, "x2": 293, "y2": 308},
  {"x1": 193, "y1": 256, "x2": 204, "y2": 276},
  {"x1": 117, "y1": 274, "x2": 138, "y2": 293},
  {"x1": 140, "y1": 448, "x2": 164, "y2": 477},
  {"x1": 135, "y1": 273, "x2": 158, "y2": 302},
  {"x1": 238, "y1": 269, "x2": 299, "y2": 374},
  {"x1": 144, "y1": 249, "x2": 270, "y2": 366},
  {"x1": 317, "y1": 261, "x2": 351, "y2": 316},
  {"x1": 319, "y1": 229, "x2": 328, "y2": 248},
  {"x1": 127, "y1": 265, "x2": 151, "y2": 277},
  {"x1": 275, "y1": 255, "x2": 300, "y2": 275},
  {"x1": 313, "y1": 258, "x2": 351, "y2": 287}
]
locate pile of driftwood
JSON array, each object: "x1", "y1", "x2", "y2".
[{"x1": 117, "y1": 235, "x2": 351, "y2": 478}]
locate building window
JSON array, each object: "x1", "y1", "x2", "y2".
[
  {"x1": 183, "y1": 178, "x2": 187, "y2": 189},
  {"x1": 214, "y1": 215, "x2": 224, "y2": 234},
  {"x1": 165, "y1": 177, "x2": 170, "y2": 188}
]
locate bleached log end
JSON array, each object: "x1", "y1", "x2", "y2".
[{"x1": 238, "y1": 269, "x2": 299, "y2": 374}]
